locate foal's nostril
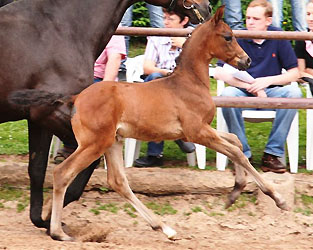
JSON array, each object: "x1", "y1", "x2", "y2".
[
  {"x1": 237, "y1": 56, "x2": 252, "y2": 70},
  {"x1": 246, "y1": 57, "x2": 252, "y2": 66}
]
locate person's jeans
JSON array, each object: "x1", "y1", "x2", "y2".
[
  {"x1": 143, "y1": 72, "x2": 165, "y2": 156},
  {"x1": 268, "y1": 0, "x2": 309, "y2": 31},
  {"x1": 222, "y1": 0, "x2": 244, "y2": 30},
  {"x1": 120, "y1": 4, "x2": 164, "y2": 55},
  {"x1": 221, "y1": 85, "x2": 302, "y2": 158}
]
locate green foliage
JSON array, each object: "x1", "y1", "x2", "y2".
[
  {"x1": 132, "y1": 2, "x2": 150, "y2": 27},
  {"x1": 227, "y1": 193, "x2": 257, "y2": 212},
  {"x1": 0, "y1": 185, "x2": 29, "y2": 212},
  {"x1": 123, "y1": 203, "x2": 137, "y2": 218},
  {"x1": 0, "y1": 120, "x2": 28, "y2": 154},
  {"x1": 90, "y1": 202, "x2": 120, "y2": 215},
  {"x1": 145, "y1": 201, "x2": 177, "y2": 215},
  {"x1": 191, "y1": 206, "x2": 203, "y2": 213}
]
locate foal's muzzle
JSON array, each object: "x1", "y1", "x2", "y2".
[{"x1": 237, "y1": 56, "x2": 251, "y2": 71}]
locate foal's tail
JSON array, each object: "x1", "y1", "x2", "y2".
[{"x1": 8, "y1": 89, "x2": 75, "y2": 107}]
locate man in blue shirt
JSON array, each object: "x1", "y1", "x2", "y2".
[{"x1": 214, "y1": 0, "x2": 301, "y2": 173}]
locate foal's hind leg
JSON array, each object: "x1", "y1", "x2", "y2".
[
  {"x1": 217, "y1": 131, "x2": 247, "y2": 208},
  {"x1": 50, "y1": 146, "x2": 101, "y2": 241},
  {"x1": 192, "y1": 125, "x2": 288, "y2": 210},
  {"x1": 105, "y1": 141, "x2": 177, "y2": 239}
]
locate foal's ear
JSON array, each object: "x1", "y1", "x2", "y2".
[{"x1": 212, "y1": 5, "x2": 225, "y2": 26}]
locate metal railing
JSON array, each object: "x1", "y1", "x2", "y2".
[{"x1": 115, "y1": 27, "x2": 313, "y2": 109}]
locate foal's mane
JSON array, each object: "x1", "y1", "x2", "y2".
[{"x1": 174, "y1": 18, "x2": 213, "y2": 69}]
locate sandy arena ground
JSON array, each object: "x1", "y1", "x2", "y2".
[{"x1": 1, "y1": 155, "x2": 313, "y2": 250}]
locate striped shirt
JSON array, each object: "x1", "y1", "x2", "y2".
[{"x1": 144, "y1": 36, "x2": 182, "y2": 71}]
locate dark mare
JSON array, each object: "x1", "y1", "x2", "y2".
[
  {"x1": 0, "y1": 0, "x2": 12, "y2": 7},
  {"x1": 1, "y1": 0, "x2": 212, "y2": 230}
]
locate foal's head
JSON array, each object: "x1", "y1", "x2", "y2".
[{"x1": 202, "y1": 5, "x2": 251, "y2": 70}]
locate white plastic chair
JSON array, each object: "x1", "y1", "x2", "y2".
[
  {"x1": 215, "y1": 79, "x2": 299, "y2": 173},
  {"x1": 123, "y1": 55, "x2": 206, "y2": 169},
  {"x1": 305, "y1": 83, "x2": 313, "y2": 171},
  {"x1": 49, "y1": 135, "x2": 62, "y2": 159}
]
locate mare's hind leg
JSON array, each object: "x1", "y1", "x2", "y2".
[
  {"x1": 217, "y1": 131, "x2": 247, "y2": 208},
  {"x1": 105, "y1": 141, "x2": 177, "y2": 239},
  {"x1": 191, "y1": 125, "x2": 288, "y2": 210},
  {"x1": 50, "y1": 146, "x2": 101, "y2": 241}
]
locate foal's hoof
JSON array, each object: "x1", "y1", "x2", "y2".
[
  {"x1": 51, "y1": 233, "x2": 75, "y2": 242},
  {"x1": 277, "y1": 200, "x2": 289, "y2": 211},
  {"x1": 162, "y1": 225, "x2": 177, "y2": 239}
]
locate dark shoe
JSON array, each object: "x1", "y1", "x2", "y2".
[
  {"x1": 134, "y1": 155, "x2": 163, "y2": 168},
  {"x1": 54, "y1": 147, "x2": 75, "y2": 164},
  {"x1": 261, "y1": 153, "x2": 286, "y2": 173},
  {"x1": 175, "y1": 140, "x2": 196, "y2": 153},
  {"x1": 118, "y1": 69, "x2": 126, "y2": 81}
]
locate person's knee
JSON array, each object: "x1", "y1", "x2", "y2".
[
  {"x1": 145, "y1": 72, "x2": 163, "y2": 82},
  {"x1": 285, "y1": 85, "x2": 303, "y2": 98},
  {"x1": 221, "y1": 86, "x2": 241, "y2": 97}
]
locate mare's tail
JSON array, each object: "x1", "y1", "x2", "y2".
[{"x1": 8, "y1": 89, "x2": 75, "y2": 107}]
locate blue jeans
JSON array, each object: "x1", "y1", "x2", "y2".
[
  {"x1": 120, "y1": 4, "x2": 164, "y2": 55},
  {"x1": 221, "y1": 85, "x2": 302, "y2": 158},
  {"x1": 268, "y1": 0, "x2": 309, "y2": 31},
  {"x1": 222, "y1": 0, "x2": 244, "y2": 30},
  {"x1": 144, "y1": 72, "x2": 165, "y2": 156}
]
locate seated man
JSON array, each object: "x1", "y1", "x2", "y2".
[
  {"x1": 295, "y1": 0, "x2": 313, "y2": 95},
  {"x1": 54, "y1": 35, "x2": 126, "y2": 163},
  {"x1": 214, "y1": 0, "x2": 301, "y2": 173},
  {"x1": 134, "y1": 8, "x2": 195, "y2": 168}
]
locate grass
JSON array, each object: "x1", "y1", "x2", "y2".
[
  {"x1": 0, "y1": 184, "x2": 29, "y2": 212},
  {"x1": 0, "y1": 41, "x2": 310, "y2": 170}
]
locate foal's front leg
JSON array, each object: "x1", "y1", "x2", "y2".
[
  {"x1": 217, "y1": 131, "x2": 247, "y2": 208},
  {"x1": 105, "y1": 141, "x2": 177, "y2": 239},
  {"x1": 192, "y1": 125, "x2": 288, "y2": 210}
]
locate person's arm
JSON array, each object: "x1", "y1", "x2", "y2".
[
  {"x1": 214, "y1": 66, "x2": 267, "y2": 97},
  {"x1": 170, "y1": 37, "x2": 187, "y2": 49},
  {"x1": 143, "y1": 36, "x2": 172, "y2": 76},
  {"x1": 143, "y1": 59, "x2": 171, "y2": 76},
  {"x1": 297, "y1": 58, "x2": 313, "y2": 80},
  {"x1": 214, "y1": 66, "x2": 251, "y2": 89},
  {"x1": 246, "y1": 67, "x2": 300, "y2": 93},
  {"x1": 102, "y1": 53, "x2": 122, "y2": 81}
]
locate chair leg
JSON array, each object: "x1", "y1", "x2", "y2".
[
  {"x1": 195, "y1": 144, "x2": 206, "y2": 169},
  {"x1": 134, "y1": 141, "x2": 142, "y2": 160},
  {"x1": 216, "y1": 107, "x2": 228, "y2": 171},
  {"x1": 286, "y1": 112, "x2": 299, "y2": 173},
  {"x1": 307, "y1": 108, "x2": 313, "y2": 171},
  {"x1": 49, "y1": 136, "x2": 62, "y2": 159},
  {"x1": 186, "y1": 152, "x2": 196, "y2": 167},
  {"x1": 124, "y1": 138, "x2": 137, "y2": 168}
]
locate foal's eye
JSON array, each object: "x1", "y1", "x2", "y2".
[{"x1": 224, "y1": 35, "x2": 232, "y2": 42}]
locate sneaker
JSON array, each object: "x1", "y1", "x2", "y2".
[
  {"x1": 174, "y1": 140, "x2": 196, "y2": 153},
  {"x1": 118, "y1": 69, "x2": 126, "y2": 81},
  {"x1": 261, "y1": 153, "x2": 286, "y2": 173},
  {"x1": 134, "y1": 155, "x2": 163, "y2": 168},
  {"x1": 53, "y1": 147, "x2": 75, "y2": 164}
]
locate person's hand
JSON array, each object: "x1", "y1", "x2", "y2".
[
  {"x1": 256, "y1": 90, "x2": 267, "y2": 97},
  {"x1": 170, "y1": 37, "x2": 186, "y2": 48},
  {"x1": 246, "y1": 77, "x2": 271, "y2": 94},
  {"x1": 160, "y1": 69, "x2": 172, "y2": 76}
]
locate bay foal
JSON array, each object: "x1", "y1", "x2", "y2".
[{"x1": 50, "y1": 6, "x2": 288, "y2": 241}]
